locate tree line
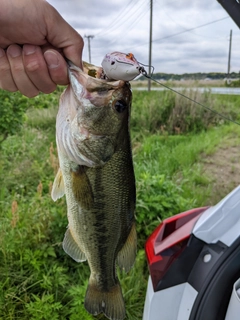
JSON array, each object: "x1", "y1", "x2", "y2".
[{"x1": 139, "y1": 72, "x2": 240, "y2": 81}]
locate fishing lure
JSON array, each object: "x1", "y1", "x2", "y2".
[{"x1": 101, "y1": 51, "x2": 146, "y2": 81}]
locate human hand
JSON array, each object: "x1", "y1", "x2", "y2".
[{"x1": 0, "y1": 0, "x2": 84, "y2": 97}]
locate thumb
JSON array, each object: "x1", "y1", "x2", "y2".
[{"x1": 43, "y1": 2, "x2": 84, "y2": 69}]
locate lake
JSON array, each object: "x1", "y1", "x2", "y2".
[{"x1": 133, "y1": 87, "x2": 240, "y2": 95}]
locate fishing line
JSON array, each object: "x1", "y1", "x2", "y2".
[{"x1": 140, "y1": 70, "x2": 240, "y2": 127}]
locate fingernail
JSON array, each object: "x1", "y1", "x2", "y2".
[
  {"x1": 23, "y1": 44, "x2": 36, "y2": 55},
  {"x1": 0, "y1": 48, "x2": 5, "y2": 58},
  {"x1": 44, "y1": 50, "x2": 59, "y2": 69},
  {"x1": 7, "y1": 45, "x2": 21, "y2": 58}
]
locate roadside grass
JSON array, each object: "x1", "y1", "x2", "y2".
[
  {"x1": 131, "y1": 89, "x2": 240, "y2": 138},
  {"x1": 1, "y1": 87, "x2": 240, "y2": 319},
  {"x1": 134, "y1": 123, "x2": 240, "y2": 242}
]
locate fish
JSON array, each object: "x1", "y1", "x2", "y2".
[{"x1": 51, "y1": 59, "x2": 137, "y2": 320}]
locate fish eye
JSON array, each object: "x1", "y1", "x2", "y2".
[{"x1": 114, "y1": 100, "x2": 127, "y2": 113}]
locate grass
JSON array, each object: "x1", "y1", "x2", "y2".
[
  {"x1": 1, "y1": 87, "x2": 240, "y2": 319},
  {"x1": 134, "y1": 123, "x2": 240, "y2": 242},
  {"x1": 130, "y1": 89, "x2": 240, "y2": 138}
]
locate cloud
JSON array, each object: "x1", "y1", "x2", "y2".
[{"x1": 47, "y1": 0, "x2": 240, "y2": 74}]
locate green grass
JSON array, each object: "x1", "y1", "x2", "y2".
[
  {"x1": 1, "y1": 87, "x2": 240, "y2": 319},
  {"x1": 130, "y1": 89, "x2": 240, "y2": 138},
  {"x1": 134, "y1": 123, "x2": 240, "y2": 241}
]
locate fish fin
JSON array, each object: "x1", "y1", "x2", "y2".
[
  {"x1": 51, "y1": 168, "x2": 65, "y2": 201},
  {"x1": 84, "y1": 279, "x2": 125, "y2": 320},
  {"x1": 71, "y1": 166, "x2": 94, "y2": 210},
  {"x1": 62, "y1": 228, "x2": 86, "y2": 262},
  {"x1": 117, "y1": 223, "x2": 137, "y2": 273}
]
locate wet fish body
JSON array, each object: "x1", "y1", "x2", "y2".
[{"x1": 52, "y1": 61, "x2": 137, "y2": 320}]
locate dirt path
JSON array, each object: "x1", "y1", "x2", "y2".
[{"x1": 202, "y1": 145, "x2": 240, "y2": 205}]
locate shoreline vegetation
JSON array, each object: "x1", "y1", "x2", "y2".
[{"x1": 1, "y1": 86, "x2": 240, "y2": 319}]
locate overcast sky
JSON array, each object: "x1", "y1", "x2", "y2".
[{"x1": 47, "y1": 0, "x2": 240, "y2": 74}]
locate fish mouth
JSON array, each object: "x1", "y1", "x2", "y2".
[
  {"x1": 67, "y1": 60, "x2": 129, "y2": 109},
  {"x1": 67, "y1": 60, "x2": 126, "y2": 90}
]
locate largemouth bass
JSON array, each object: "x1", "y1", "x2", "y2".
[{"x1": 51, "y1": 61, "x2": 137, "y2": 320}]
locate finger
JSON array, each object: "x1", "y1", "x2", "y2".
[
  {"x1": 62, "y1": 38, "x2": 84, "y2": 70},
  {"x1": 7, "y1": 44, "x2": 39, "y2": 98},
  {"x1": 43, "y1": 49, "x2": 68, "y2": 85},
  {"x1": 44, "y1": 2, "x2": 84, "y2": 68},
  {"x1": 23, "y1": 44, "x2": 57, "y2": 94},
  {"x1": 0, "y1": 48, "x2": 17, "y2": 92}
]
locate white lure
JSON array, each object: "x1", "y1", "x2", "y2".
[{"x1": 101, "y1": 52, "x2": 143, "y2": 81}]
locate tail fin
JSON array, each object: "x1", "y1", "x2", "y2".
[{"x1": 84, "y1": 280, "x2": 125, "y2": 320}]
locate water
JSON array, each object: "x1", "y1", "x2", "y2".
[{"x1": 133, "y1": 87, "x2": 240, "y2": 95}]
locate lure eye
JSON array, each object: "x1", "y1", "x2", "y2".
[{"x1": 114, "y1": 100, "x2": 127, "y2": 113}]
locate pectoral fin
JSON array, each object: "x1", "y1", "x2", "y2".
[
  {"x1": 71, "y1": 166, "x2": 94, "y2": 210},
  {"x1": 63, "y1": 228, "x2": 86, "y2": 262},
  {"x1": 51, "y1": 168, "x2": 65, "y2": 201},
  {"x1": 117, "y1": 223, "x2": 137, "y2": 272}
]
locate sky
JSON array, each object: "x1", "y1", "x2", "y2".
[{"x1": 47, "y1": 0, "x2": 240, "y2": 74}]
